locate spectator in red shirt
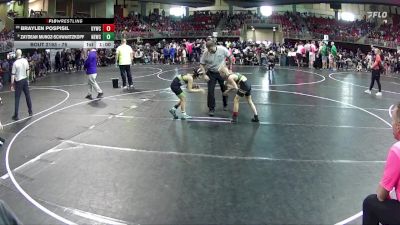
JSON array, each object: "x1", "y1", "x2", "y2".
[
  {"x1": 362, "y1": 102, "x2": 400, "y2": 224},
  {"x1": 365, "y1": 48, "x2": 382, "y2": 96}
]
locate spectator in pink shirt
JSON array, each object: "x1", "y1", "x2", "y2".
[
  {"x1": 185, "y1": 40, "x2": 193, "y2": 62},
  {"x1": 362, "y1": 102, "x2": 400, "y2": 225},
  {"x1": 309, "y1": 41, "x2": 317, "y2": 68}
]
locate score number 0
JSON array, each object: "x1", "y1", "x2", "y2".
[{"x1": 102, "y1": 24, "x2": 115, "y2": 32}]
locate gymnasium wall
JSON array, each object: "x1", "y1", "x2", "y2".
[
  {"x1": 118, "y1": 0, "x2": 400, "y2": 20},
  {"x1": 245, "y1": 29, "x2": 283, "y2": 42}
]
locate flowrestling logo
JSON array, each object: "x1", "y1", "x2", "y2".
[{"x1": 367, "y1": 11, "x2": 388, "y2": 19}]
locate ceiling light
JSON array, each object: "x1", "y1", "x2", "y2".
[{"x1": 260, "y1": 6, "x2": 272, "y2": 17}]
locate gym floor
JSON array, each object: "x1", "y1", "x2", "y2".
[{"x1": 0, "y1": 64, "x2": 395, "y2": 224}]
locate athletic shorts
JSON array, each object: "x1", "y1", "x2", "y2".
[
  {"x1": 309, "y1": 53, "x2": 315, "y2": 61},
  {"x1": 322, "y1": 56, "x2": 327, "y2": 63},
  {"x1": 170, "y1": 77, "x2": 183, "y2": 96},
  {"x1": 296, "y1": 53, "x2": 303, "y2": 60},
  {"x1": 237, "y1": 81, "x2": 251, "y2": 97}
]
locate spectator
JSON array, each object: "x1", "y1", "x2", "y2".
[
  {"x1": 309, "y1": 41, "x2": 317, "y2": 68},
  {"x1": 169, "y1": 44, "x2": 176, "y2": 64},
  {"x1": 331, "y1": 42, "x2": 337, "y2": 70},
  {"x1": 134, "y1": 49, "x2": 143, "y2": 64},
  {"x1": 1, "y1": 59, "x2": 10, "y2": 84},
  {"x1": 84, "y1": 49, "x2": 103, "y2": 100},
  {"x1": 365, "y1": 48, "x2": 382, "y2": 96},
  {"x1": 296, "y1": 42, "x2": 305, "y2": 68},
  {"x1": 116, "y1": 39, "x2": 134, "y2": 89},
  {"x1": 362, "y1": 102, "x2": 400, "y2": 225},
  {"x1": 320, "y1": 42, "x2": 329, "y2": 69},
  {"x1": 152, "y1": 50, "x2": 159, "y2": 64},
  {"x1": 163, "y1": 45, "x2": 170, "y2": 64},
  {"x1": 55, "y1": 51, "x2": 61, "y2": 72},
  {"x1": 182, "y1": 46, "x2": 187, "y2": 64}
]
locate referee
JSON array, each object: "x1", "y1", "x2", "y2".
[
  {"x1": 200, "y1": 41, "x2": 233, "y2": 116},
  {"x1": 11, "y1": 49, "x2": 33, "y2": 121}
]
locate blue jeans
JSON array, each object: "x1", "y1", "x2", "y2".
[{"x1": 119, "y1": 65, "x2": 133, "y2": 87}]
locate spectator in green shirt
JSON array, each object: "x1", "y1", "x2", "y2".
[
  {"x1": 320, "y1": 42, "x2": 328, "y2": 69},
  {"x1": 331, "y1": 42, "x2": 337, "y2": 70}
]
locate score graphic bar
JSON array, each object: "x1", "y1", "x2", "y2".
[{"x1": 14, "y1": 18, "x2": 115, "y2": 49}]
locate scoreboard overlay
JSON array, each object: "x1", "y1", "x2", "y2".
[{"x1": 14, "y1": 18, "x2": 114, "y2": 49}]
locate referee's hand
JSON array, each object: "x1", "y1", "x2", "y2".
[{"x1": 204, "y1": 75, "x2": 210, "y2": 82}]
